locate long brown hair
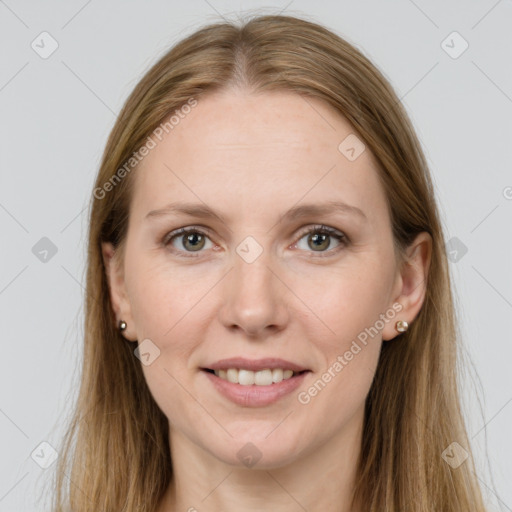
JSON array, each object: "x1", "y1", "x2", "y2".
[{"x1": 50, "y1": 13, "x2": 489, "y2": 511}]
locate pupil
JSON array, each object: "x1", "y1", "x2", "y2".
[
  {"x1": 186, "y1": 233, "x2": 204, "y2": 250},
  {"x1": 310, "y1": 233, "x2": 328, "y2": 250}
]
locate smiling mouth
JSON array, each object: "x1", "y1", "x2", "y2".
[{"x1": 201, "y1": 368, "x2": 310, "y2": 386}]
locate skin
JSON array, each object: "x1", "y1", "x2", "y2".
[{"x1": 102, "y1": 88, "x2": 431, "y2": 512}]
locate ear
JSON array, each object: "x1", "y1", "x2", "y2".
[
  {"x1": 101, "y1": 241, "x2": 137, "y2": 341},
  {"x1": 382, "y1": 231, "x2": 432, "y2": 341}
]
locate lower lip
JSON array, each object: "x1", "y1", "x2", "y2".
[{"x1": 201, "y1": 370, "x2": 310, "y2": 407}]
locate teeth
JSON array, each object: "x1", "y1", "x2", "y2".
[
  {"x1": 239, "y1": 369, "x2": 255, "y2": 385},
  {"x1": 213, "y1": 368, "x2": 296, "y2": 385},
  {"x1": 255, "y1": 369, "x2": 272, "y2": 385}
]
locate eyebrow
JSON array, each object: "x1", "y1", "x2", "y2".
[{"x1": 145, "y1": 200, "x2": 367, "y2": 224}]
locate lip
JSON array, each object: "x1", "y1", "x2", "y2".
[
  {"x1": 203, "y1": 357, "x2": 310, "y2": 373},
  {"x1": 202, "y1": 369, "x2": 310, "y2": 407}
]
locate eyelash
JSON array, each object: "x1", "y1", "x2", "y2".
[{"x1": 161, "y1": 224, "x2": 348, "y2": 259}]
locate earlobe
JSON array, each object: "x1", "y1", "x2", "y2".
[
  {"x1": 382, "y1": 232, "x2": 432, "y2": 341},
  {"x1": 101, "y1": 241, "x2": 137, "y2": 341}
]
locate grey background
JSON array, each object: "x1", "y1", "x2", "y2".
[{"x1": 0, "y1": 1, "x2": 511, "y2": 510}]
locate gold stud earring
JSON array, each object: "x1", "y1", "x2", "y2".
[{"x1": 395, "y1": 320, "x2": 409, "y2": 333}]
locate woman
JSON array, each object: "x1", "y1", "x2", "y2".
[{"x1": 51, "y1": 14, "x2": 488, "y2": 511}]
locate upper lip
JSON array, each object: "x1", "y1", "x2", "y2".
[{"x1": 203, "y1": 357, "x2": 310, "y2": 373}]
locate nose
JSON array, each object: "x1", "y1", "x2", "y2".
[{"x1": 218, "y1": 250, "x2": 290, "y2": 338}]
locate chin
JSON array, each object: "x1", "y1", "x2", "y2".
[{"x1": 207, "y1": 435, "x2": 304, "y2": 470}]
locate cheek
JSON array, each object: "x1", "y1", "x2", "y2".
[
  {"x1": 296, "y1": 275, "x2": 385, "y2": 426},
  {"x1": 291, "y1": 258, "x2": 392, "y2": 407},
  {"x1": 128, "y1": 265, "x2": 200, "y2": 420},
  {"x1": 139, "y1": 357, "x2": 195, "y2": 437},
  {"x1": 124, "y1": 253, "x2": 210, "y2": 335},
  {"x1": 292, "y1": 259, "x2": 393, "y2": 341}
]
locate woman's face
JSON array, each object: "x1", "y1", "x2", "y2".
[{"x1": 103, "y1": 89, "x2": 423, "y2": 468}]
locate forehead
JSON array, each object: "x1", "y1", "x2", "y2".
[{"x1": 131, "y1": 89, "x2": 388, "y2": 226}]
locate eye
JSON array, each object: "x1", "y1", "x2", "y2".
[
  {"x1": 293, "y1": 225, "x2": 347, "y2": 256},
  {"x1": 163, "y1": 227, "x2": 214, "y2": 256}
]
